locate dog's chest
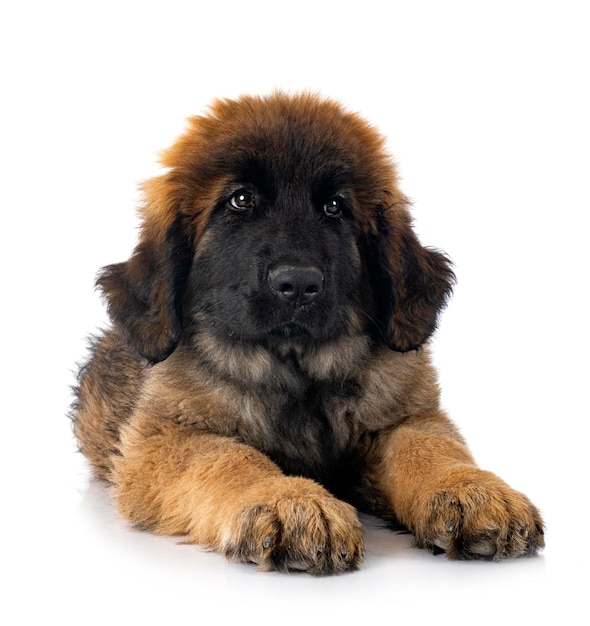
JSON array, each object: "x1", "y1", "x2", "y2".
[{"x1": 237, "y1": 378, "x2": 362, "y2": 482}]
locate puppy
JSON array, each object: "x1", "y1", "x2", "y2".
[{"x1": 72, "y1": 93, "x2": 544, "y2": 574}]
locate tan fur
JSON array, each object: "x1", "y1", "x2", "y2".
[{"x1": 72, "y1": 93, "x2": 544, "y2": 573}]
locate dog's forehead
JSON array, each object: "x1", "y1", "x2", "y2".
[
  {"x1": 220, "y1": 144, "x2": 351, "y2": 193},
  {"x1": 208, "y1": 113, "x2": 359, "y2": 186}
]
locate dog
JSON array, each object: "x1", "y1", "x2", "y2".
[{"x1": 72, "y1": 92, "x2": 544, "y2": 574}]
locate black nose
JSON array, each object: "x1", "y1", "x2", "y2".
[{"x1": 268, "y1": 265, "x2": 324, "y2": 305}]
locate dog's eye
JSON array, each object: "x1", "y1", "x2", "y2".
[
  {"x1": 230, "y1": 190, "x2": 256, "y2": 211},
  {"x1": 323, "y1": 196, "x2": 343, "y2": 218}
]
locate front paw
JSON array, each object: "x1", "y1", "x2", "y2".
[
  {"x1": 413, "y1": 467, "x2": 545, "y2": 560},
  {"x1": 218, "y1": 477, "x2": 364, "y2": 575}
]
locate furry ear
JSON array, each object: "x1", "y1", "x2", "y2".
[
  {"x1": 369, "y1": 209, "x2": 455, "y2": 352},
  {"x1": 97, "y1": 208, "x2": 193, "y2": 363}
]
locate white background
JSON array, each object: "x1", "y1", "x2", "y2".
[{"x1": 1, "y1": 1, "x2": 588, "y2": 624}]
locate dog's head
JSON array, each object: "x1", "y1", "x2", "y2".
[{"x1": 97, "y1": 93, "x2": 454, "y2": 363}]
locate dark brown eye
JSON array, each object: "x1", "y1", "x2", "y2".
[
  {"x1": 230, "y1": 189, "x2": 256, "y2": 211},
  {"x1": 323, "y1": 196, "x2": 343, "y2": 218}
]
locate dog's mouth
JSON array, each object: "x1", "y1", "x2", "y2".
[{"x1": 268, "y1": 322, "x2": 312, "y2": 342}]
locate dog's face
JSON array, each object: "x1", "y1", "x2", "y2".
[
  {"x1": 189, "y1": 187, "x2": 361, "y2": 347},
  {"x1": 186, "y1": 123, "x2": 368, "y2": 347},
  {"x1": 97, "y1": 94, "x2": 454, "y2": 363}
]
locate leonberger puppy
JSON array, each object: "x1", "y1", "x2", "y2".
[{"x1": 72, "y1": 92, "x2": 544, "y2": 574}]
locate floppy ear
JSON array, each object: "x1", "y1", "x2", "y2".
[
  {"x1": 368, "y1": 208, "x2": 455, "y2": 352},
  {"x1": 96, "y1": 206, "x2": 193, "y2": 364}
]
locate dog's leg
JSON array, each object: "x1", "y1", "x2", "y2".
[
  {"x1": 371, "y1": 411, "x2": 545, "y2": 559},
  {"x1": 110, "y1": 415, "x2": 363, "y2": 574}
]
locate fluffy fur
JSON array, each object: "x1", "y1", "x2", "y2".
[{"x1": 72, "y1": 93, "x2": 544, "y2": 574}]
